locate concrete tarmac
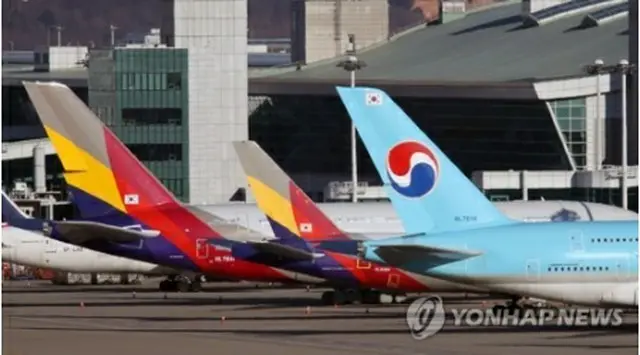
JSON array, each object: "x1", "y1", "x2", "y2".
[{"x1": 2, "y1": 280, "x2": 637, "y2": 355}]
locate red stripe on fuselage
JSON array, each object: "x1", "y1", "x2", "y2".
[
  {"x1": 325, "y1": 251, "x2": 429, "y2": 292},
  {"x1": 102, "y1": 129, "x2": 294, "y2": 282}
]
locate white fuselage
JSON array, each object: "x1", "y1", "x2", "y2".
[
  {"x1": 2, "y1": 226, "x2": 173, "y2": 274},
  {"x1": 201, "y1": 200, "x2": 638, "y2": 238}
]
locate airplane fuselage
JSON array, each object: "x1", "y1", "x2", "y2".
[
  {"x1": 50, "y1": 189, "x2": 326, "y2": 285},
  {"x1": 366, "y1": 220, "x2": 639, "y2": 307},
  {"x1": 2, "y1": 225, "x2": 172, "y2": 274}
]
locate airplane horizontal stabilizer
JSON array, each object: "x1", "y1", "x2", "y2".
[
  {"x1": 50, "y1": 220, "x2": 160, "y2": 244},
  {"x1": 372, "y1": 244, "x2": 482, "y2": 268},
  {"x1": 244, "y1": 240, "x2": 316, "y2": 261}
]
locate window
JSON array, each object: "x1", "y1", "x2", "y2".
[
  {"x1": 122, "y1": 108, "x2": 182, "y2": 125},
  {"x1": 556, "y1": 107, "x2": 570, "y2": 119},
  {"x1": 127, "y1": 144, "x2": 183, "y2": 161},
  {"x1": 167, "y1": 73, "x2": 182, "y2": 90},
  {"x1": 567, "y1": 131, "x2": 586, "y2": 142},
  {"x1": 569, "y1": 143, "x2": 586, "y2": 155},
  {"x1": 570, "y1": 107, "x2": 585, "y2": 118}
]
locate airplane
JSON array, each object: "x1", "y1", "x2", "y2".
[
  {"x1": 22, "y1": 81, "x2": 327, "y2": 292},
  {"x1": 232, "y1": 140, "x2": 478, "y2": 304},
  {"x1": 335, "y1": 86, "x2": 638, "y2": 309},
  {"x1": 2, "y1": 192, "x2": 175, "y2": 280}
]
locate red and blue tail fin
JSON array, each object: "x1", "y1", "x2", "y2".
[
  {"x1": 23, "y1": 81, "x2": 180, "y2": 222},
  {"x1": 233, "y1": 141, "x2": 350, "y2": 245}
]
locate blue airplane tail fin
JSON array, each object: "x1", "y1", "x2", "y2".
[
  {"x1": 336, "y1": 87, "x2": 516, "y2": 234},
  {"x1": 2, "y1": 191, "x2": 44, "y2": 230}
]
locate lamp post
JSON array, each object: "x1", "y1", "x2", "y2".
[
  {"x1": 337, "y1": 34, "x2": 367, "y2": 203},
  {"x1": 53, "y1": 25, "x2": 63, "y2": 47},
  {"x1": 617, "y1": 59, "x2": 636, "y2": 210},
  {"x1": 110, "y1": 24, "x2": 118, "y2": 47},
  {"x1": 584, "y1": 59, "x2": 605, "y2": 170}
]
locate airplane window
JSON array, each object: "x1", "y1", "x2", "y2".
[
  {"x1": 573, "y1": 267, "x2": 578, "y2": 271},
  {"x1": 605, "y1": 267, "x2": 609, "y2": 271},
  {"x1": 554, "y1": 267, "x2": 558, "y2": 272},
  {"x1": 616, "y1": 238, "x2": 620, "y2": 242},
  {"x1": 597, "y1": 238, "x2": 601, "y2": 242},
  {"x1": 599, "y1": 266, "x2": 603, "y2": 271},
  {"x1": 560, "y1": 267, "x2": 564, "y2": 271},
  {"x1": 579, "y1": 267, "x2": 583, "y2": 271},
  {"x1": 585, "y1": 267, "x2": 590, "y2": 271}
]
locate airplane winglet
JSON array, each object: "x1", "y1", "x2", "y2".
[
  {"x1": 371, "y1": 244, "x2": 482, "y2": 269},
  {"x1": 48, "y1": 220, "x2": 160, "y2": 245}
]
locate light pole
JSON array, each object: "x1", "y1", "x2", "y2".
[
  {"x1": 617, "y1": 59, "x2": 636, "y2": 210},
  {"x1": 110, "y1": 24, "x2": 118, "y2": 47},
  {"x1": 584, "y1": 59, "x2": 605, "y2": 170},
  {"x1": 337, "y1": 34, "x2": 366, "y2": 203},
  {"x1": 53, "y1": 25, "x2": 63, "y2": 47}
]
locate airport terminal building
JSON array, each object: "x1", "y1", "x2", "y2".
[{"x1": 2, "y1": 0, "x2": 638, "y2": 211}]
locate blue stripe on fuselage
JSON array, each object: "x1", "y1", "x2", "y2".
[
  {"x1": 262, "y1": 218, "x2": 361, "y2": 286},
  {"x1": 59, "y1": 187, "x2": 200, "y2": 271}
]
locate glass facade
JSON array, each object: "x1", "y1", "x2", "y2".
[
  {"x1": 250, "y1": 95, "x2": 571, "y2": 182},
  {"x1": 2, "y1": 155, "x2": 66, "y2": 195},
  {"x1": 89, "y1": 48, "x2": 190, "y2": 201},
  {"x1": 2, "y1": 86, "x2": 87, "y2": 142},
  {"x1": 549, "y1": 98, "x2": 587, "y2": 169}
]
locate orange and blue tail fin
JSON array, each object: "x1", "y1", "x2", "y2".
[{"x1": 233, "y1": 141, "x2": 350, "y2": 247}]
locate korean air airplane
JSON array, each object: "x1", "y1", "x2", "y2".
[
  {"x1": 23, "y1": 81, "x2": 326, "y2": 292},
  {"x1": 336, "y1": 86, "x2": 639, "y2": 309}
]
